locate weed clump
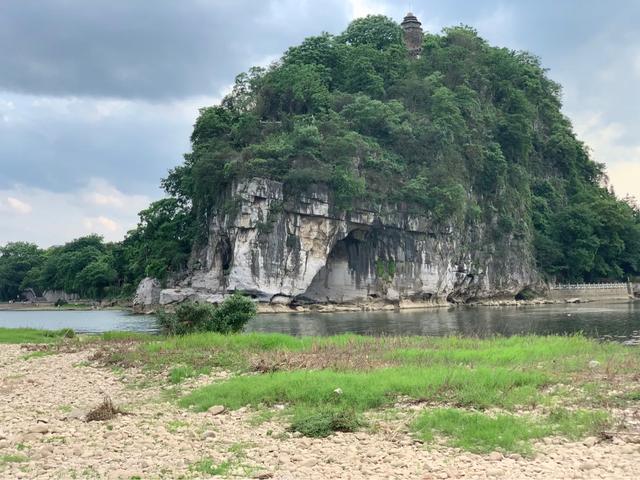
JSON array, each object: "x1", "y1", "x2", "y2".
[
  {"x1": 85, "y1": 396, "x2": 123, "y2": 422},
  {"x1": 290, "y1": 406, "x2": 363, "y2": 437},
  {"x1": 157, "y1": 294, "x2": 257, "y2": 335}
]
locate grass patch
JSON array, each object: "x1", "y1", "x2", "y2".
[
  {"x1": 0, "y1": 327, "x2": 74, "y2": 344},
  {"x1": 411, "y1": 408, "x2": 610, "y2": 454},
  {"x1": 21, "y1": 350, "x2": 54, "y2": 360},
  {"x1": 190, "y1": 458, "x2": 232, "y2": 476},
  {"x1": 94, "y1": 332, "x2": 638, "y2": 378},
  {"x1": 99, "y1": 331, "x2": 156, "y2": 342},
  {"x1": 248, "y1": 409, "x2": 278, "y2": 426},
  {"x1": 168, "y1": 365, "x2": 211, "y2": 384},
  {"x1": 171, "y1": 333, "x2": 639, "y2": 437},
  {"x1": 180, "y1": 366, "x2": 548, "y2": 413},
  {"x1": 386, "y1": 335, "x2": 622, "y2": 372},
  {"x1": 65, "y1": 331, "x2": 640, "y2": 441},
  {"x1": 190, "y1": 442, "x2": 255, "y2": 477},
  {"x1": 166, "y1": 420, "x2": 189, "y2": 433},
  {"x1": 0, "y1": 454, "x2": 28, "y2": 463},
  {"x1": 290, "y1": 405, "x2": 364, "y2": 438},
  {"x1": 620, "y1": 390, "x2": 640, "y2": 401}
]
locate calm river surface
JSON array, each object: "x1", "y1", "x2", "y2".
[{"x1": 1, "y1": 301, "x2": 640, "y2": 340}]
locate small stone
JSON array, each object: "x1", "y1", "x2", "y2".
[
  {"x1": 580, "y1": 461, "x2": 597, "y2": 470},
  {"x1": 488, "y1": 451, "x2": 503, "y2": 461},
  {"x1": 301, "y1": 458, "x2": 318, "y2": 467},
  {"x1": 0, "y1": 440, "x2": 9, "y2": 449},
  {"x1": 28, "y1": 425, "x2": 49, "y2": 434},
  {"x1": 208, "y1": 405, "x2": 225, "y2": 415},
  {"x1": 583, "y1": 436, "x2": 598, "y2": 447},
  {"x1": 588, "y1": 360, "x2": 600, "y2": 369},
  {"x1": 202, "y1": 430, "x2": 216, "y2": 439},
  {"x1": 333, "y1": 388, "x2": 343, "y2": 395}
]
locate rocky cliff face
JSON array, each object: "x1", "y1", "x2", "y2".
[{"x1": 148, "y1": 178, "x2": 540, "y2": 309}]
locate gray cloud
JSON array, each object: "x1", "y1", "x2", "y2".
[
  {"x1": 0, "y1": 0, "x2": 353, "y2": 99},
  {"x1": 1, "y1": 0, "x2": 639, "y2": 246}
]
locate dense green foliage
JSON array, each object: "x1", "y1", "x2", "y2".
[
  {"x1": 157, "y1": 294, "x2": 257, "y2": 335},
  {"x1": 2, "y1": 15, "x2": 639, "y2": 299},
  {"x1": 0, "y1": 236, "x2": 119, "y2": 301},
  {"x1": 160, "y1": 15, "x2": 640, "y2": 282},
  {"x1": 0, "y1": 199, "x2": 194, "y2": 301}
]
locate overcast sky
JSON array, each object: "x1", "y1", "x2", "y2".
[{"x1": 1, "y1": 0, "x2": 639, "y2": 247}]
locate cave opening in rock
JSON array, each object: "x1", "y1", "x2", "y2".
[
  {"x1": 217, "y1": 236, "x2": 232, "y2": 274},
  {"x1": 295, "y1": 228, "x2": 375, "y2": 304}
]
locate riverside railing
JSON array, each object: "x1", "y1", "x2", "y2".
[{"x1": 550, "y1": 283, "x2": 628, "y2": 290}]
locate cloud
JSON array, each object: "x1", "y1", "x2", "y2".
[
  {"x1": 0, "y1": 91, "x2": 217, "y2": 194},
  {"x1": 83, "y1": 216, "x2": 119, "y2": 233},
  {"x1": 82, "y1": 178, "x2": 149, "y2": 209},
  {"x1": 347, "y1": 0, "x2": 390, "y2": 18},
  {"x1": 607, "y1": 161, "x2": 640, "y2": 201},
  {"x1": 0, "y1": 0, "x2": 354, "y2": 100},
  {"x1": 573, "y1": 111, "x2": 640, "y2": 199},
  {"x1": 6, "y1": 197, "x2": 32, "y2": 214},
  {"x1": 0, "y1": 179, "x2": 151, "y2": 247}
]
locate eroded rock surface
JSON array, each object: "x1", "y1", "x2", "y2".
[
  {"x1": 132, "y1": 277, "x2": 161, "y2": 313},
  {"x1": 158, "y1": 178, "x2": 541, "y2": 308}
]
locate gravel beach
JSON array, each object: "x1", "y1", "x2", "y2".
[{"x1": 1, "y1": 344, "x2": 639, "y2": 479}]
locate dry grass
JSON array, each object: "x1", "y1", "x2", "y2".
[{"x1": 85, "y1": 396, "x2": 124, "y2": 422}]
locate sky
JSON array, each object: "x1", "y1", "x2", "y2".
[{"x1": 1, "y1": 0, "x2": 639, "y2": 247}]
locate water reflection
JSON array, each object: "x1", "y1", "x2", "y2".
[
  {"x1": 0, "y1": 309, "x2": 158, "y2": 334},
  {"x1": 1, "y1": 301, "x2": 639, "y2": 339},
  {"x1": 247, "y1": 301, "x2": 640, "y2": 339}
]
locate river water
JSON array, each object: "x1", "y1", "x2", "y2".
[{"x1": 1, "y1": 301, "x2": 640, "y2": 340}]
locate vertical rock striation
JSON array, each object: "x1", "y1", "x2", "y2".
[{"x1": 152, "y1": 178, "x2": 540, "y2": 308}]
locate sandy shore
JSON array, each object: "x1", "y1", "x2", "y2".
[{"x1": 1, "y1": 344, "x2": 639, "y2": 479}]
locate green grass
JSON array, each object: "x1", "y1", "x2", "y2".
[
  {"x1": 169, "y1": 333, "x2": 639, "y2": 439},
  {"x1": 189, "y1": 442, "x2": 255, "y2": 477},
  {"x1": 386, "y1": 335, "x2": 610, "y2": 368},
  {"x1": 168, "y1": 365, "x2": 211, "y2": 384},
  {"x1": 21, "y1": 350, "x2": 54, "y2": 360},
  {"x1": 189, "y1": 458, "x2": 232, "y2": 476},
  {"x1": 290, "y1": 405, "x2": 364, "y2": 437},
  {"x1": 62, "y1": 330, "x2": 640, "y2": 443},
  {"x1": 97, "y1": 332, "x2": 637, "y2": 375},
  {"x1": 166, "y1": 420, "x2": 189, "y2": 433},
  {"x1": 180, "y1": 366, "x2": 548, "y2": 412},
  {"x1": 411, "y1": 408, "x2": 610, "y2": 454},
  {"x1": 0, "y1": 327, "x2": 74, "y2": 344},
  {"x1": 99, "y1": 331, "x2": 156, "y2": 341},
  {"x1": 0, "y1": 454, "x2": 28, "y2": 464}
]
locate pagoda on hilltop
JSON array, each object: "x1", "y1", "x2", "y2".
[{"x1": 401, "y1": 12, "x2": 424, "y2": 58}]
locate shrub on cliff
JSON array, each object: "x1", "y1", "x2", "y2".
[{"x1": 158, "y1": 294, "x2": 257, "y2": 335}]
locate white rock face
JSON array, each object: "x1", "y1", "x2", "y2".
[
  {"x1": 43, "y1": 290, "x2": 80, "y2": 303},
  {"x1": 132, "y1": 277, "x2": 161, "y2": 312},
  {"x1": 152, "y1": 178, "x2": 540, "y2": 307}
]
